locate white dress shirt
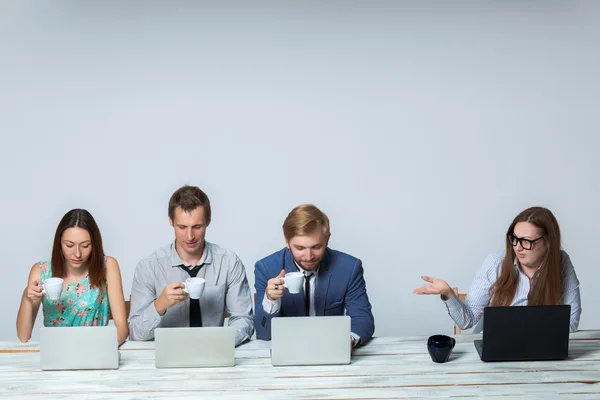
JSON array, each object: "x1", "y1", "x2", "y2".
[
  {"x1": 262, "y1": 261, "x2": 360, "y2": 346},
  {"x1": 444, "y1": 250, "x2": 582, "y2": 333},
  {"x1": 262, "y1": 262, "x2": 318, "y2": 315}
]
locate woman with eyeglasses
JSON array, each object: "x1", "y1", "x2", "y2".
[{"x1": 413, "y1": 206, "x2": 581, "y2": 333}]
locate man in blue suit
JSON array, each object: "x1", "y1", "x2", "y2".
[{"x1": 254, "y1": 204, "x2": 375, "y2": 347}]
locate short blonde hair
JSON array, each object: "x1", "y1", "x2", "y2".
[{"x1": 283, "y1": 204, "x2": 331, "y2": 240}]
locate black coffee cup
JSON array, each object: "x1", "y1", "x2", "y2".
[{"x1": 427, "y1": 334, "x2": 456, "y2": 363}]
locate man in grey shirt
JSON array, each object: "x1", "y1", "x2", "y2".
[{"x1": 128, "y1": 185, "x2": 254, "y2": 346}]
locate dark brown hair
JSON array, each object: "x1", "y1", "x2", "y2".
[
  {"x1": 490, "y1": 206, "x2": 562, "y2": 307},
  {"x1": 51, "y1": 209, "x2": 106, "y2": 288},
  {"x1": 283, "y1": 204, "x2": 331, "y2": 241},
  {"x1": 168, "y1": 185, "x2": 211, "y2": 222}
]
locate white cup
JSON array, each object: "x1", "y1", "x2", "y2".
[
  {"x1": 42, "y1": 277, "x2": 64, "y2": 301},
  {"x1": 282, "y1": 272, "x2": 304, "y2": 294},
  {"x1": 182, "y1": 277, "x2": 206, "y2": 300}
]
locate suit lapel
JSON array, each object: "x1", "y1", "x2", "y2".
[
  {"x1": 314, "y1": 249, "x2": 332, "y2": 316},
  {"x1": 283, "y1": 248, "x2": 305, "y2": 316}
]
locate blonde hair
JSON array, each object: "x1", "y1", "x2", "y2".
[{"x1": 283, "y1": 204, "x2": 331, "y2": 240}]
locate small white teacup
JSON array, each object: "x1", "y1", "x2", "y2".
[
  {"x1": 182, "y1": 277, "x2": 206, "y2": 300},
  {"x1": 42, "y1": 277, "x2": 64, "y2": 301},
  {"x1": 282, "y1": 272, "x2": 304, "y2": 294}
]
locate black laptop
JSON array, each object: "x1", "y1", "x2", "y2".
[{"x1": 474, "y1": 305, "x2": 570, "y2": 362}]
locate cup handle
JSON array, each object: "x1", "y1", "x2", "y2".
[
  {"x1": 281, "y1": 277, "x2": 287, "y2": 288},
  {"x1": 451, "y1": 338, "x2": 456, "y2": 349},
  {"x1": 182, "y1": 282, "x2": 188, "y2": 293},
  {"x1": 41, "y1": 284, "x2": 47, "y2": 296}
]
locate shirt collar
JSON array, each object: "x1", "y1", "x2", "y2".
[
  {"x1": 294, "y1": 260, "x2": 319, "y2": 277},
  {"x1": 512, "y1": 257, "x2": 543, "y2": 274},
  {"x1": 170, "y1": 241, "x2": 212, "y2": 268}
]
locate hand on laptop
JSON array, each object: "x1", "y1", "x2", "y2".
[
  {"x1": 25, "y1": 280, "x2": 44, "y2": 303},
  {"x1": 412, "y1": 276, "x2": 454, "y2": 300},
  {"x1": 154, "y1": 282, "x2": 189, "y2": 316},
  {"x1": 265, "y1": 270, "x2": 286, "y2": 301}
]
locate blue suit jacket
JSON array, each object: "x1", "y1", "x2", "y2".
[{"x1": 254, "y1": 247, "x2": 375, "y2": 344}]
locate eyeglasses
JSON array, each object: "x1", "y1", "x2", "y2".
[{"x1": 507, "y1": 233, "x2": 544, "y2": 250}]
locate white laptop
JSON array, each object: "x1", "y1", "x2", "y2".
[
  {"x1": 40, "y1": 326, "x2": 119, "y2": 370},
  {"x1": 271, "y1": 316, "x2": 352, "y2": 366},
  {"x1": 154, "y1": 327, "x2": 235, "y2": 368}
]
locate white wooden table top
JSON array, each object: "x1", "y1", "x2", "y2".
[{"x1": 1, "y1": 330, "x2": 600, "y2": 399}]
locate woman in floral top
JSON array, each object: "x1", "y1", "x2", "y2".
[{"x1": 16, "y1": 209, "x2": 129, "y2": 344}]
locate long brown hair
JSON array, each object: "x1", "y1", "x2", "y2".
[
  {"x1": 51, "y1": 209, "x2": 106, "y2": 288},
  {"x1": 490, "y1": 206, "x2": 562, "y2": 307}
]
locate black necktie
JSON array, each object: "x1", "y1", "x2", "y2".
[
  {"x1": 304, "y1": 272, "x2": 313, "y2": 316},
  {"x1": 180, "y1": 264, "x2": 203, "y2": 327}
]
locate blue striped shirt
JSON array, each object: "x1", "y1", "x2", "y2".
[{"x1": 444, "y1": 250, "x2": 582, "y2": 333}]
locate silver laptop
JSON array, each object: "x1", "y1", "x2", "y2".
[
  {"x1": 154, "y1": 327, "x2": 235, "y2": 368},
  {"x1": 40, "y1": 326, "x2": 119, "y2": 370},
  {"x1": 271, "y1": 316, "x2": 352, "y2": 366}
]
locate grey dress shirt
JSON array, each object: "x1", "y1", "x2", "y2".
[{"x1": 128, "y1": 241, "x2": 254, "y2": 346}]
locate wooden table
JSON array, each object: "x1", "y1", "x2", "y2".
[{"x1": 1, "y1": 331, "x2": 600, "y2": 399}]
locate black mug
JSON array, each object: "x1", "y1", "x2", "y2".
[{"x1": 427, "y1": 334, "x2": 456, "y2": 363}]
